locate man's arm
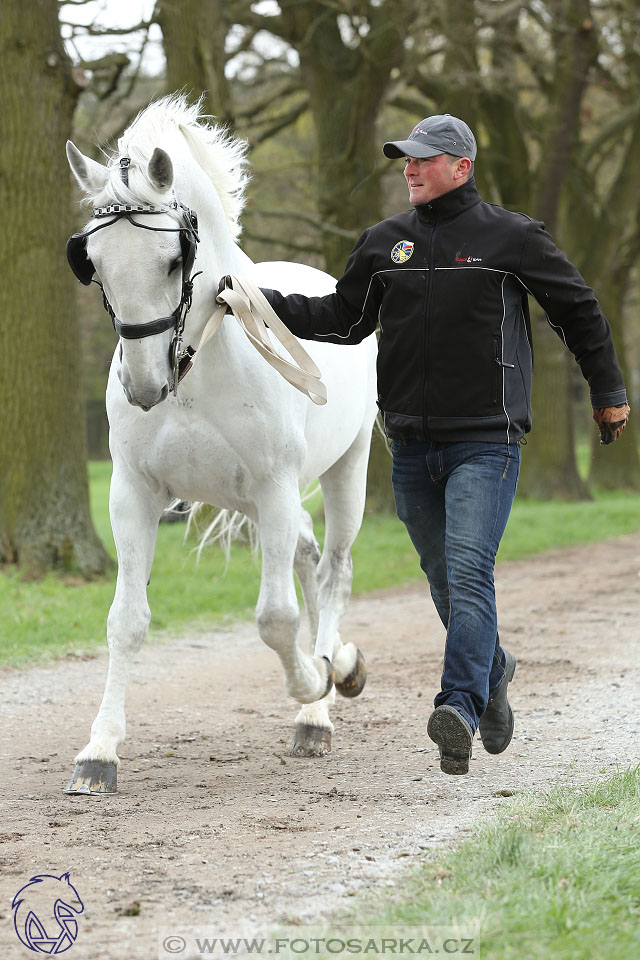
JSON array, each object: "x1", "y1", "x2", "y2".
[
  {"x1": 260, "y1": 229, "x2": 384, "y2": 345},
  {"x1": 518, "y1": 220, "x2": 627, "y2": 407},
  {"x1": 518, "y1": 220, "x2": 629, "y2": 442}
]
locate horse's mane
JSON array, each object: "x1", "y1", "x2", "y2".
[{"x1": 94, "y1": 94, "x2": 249, "y2": 239}]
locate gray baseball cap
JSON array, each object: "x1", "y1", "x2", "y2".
[{"x1": 383, "y1": 114, "x2": 477, "y2": 160}]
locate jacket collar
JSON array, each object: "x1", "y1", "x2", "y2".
[{"x1": 414, "y1": 177, "x2": 481, "y2": 223}]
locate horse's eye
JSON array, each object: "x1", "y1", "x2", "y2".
[{"x1": 168, "y1": 257, "x2": 181, "y2": 275}]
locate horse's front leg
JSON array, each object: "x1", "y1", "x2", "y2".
[
  {"x1": 65, "y1": 465, "x2": 165, "y2": 795},
  {"x1": 256, "y1": 488, "x2": 333, "y2": 707}
]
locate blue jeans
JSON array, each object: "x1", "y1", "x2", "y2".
[{"x1": 391, "y1": 439, "x2": 521, "y2": 731}]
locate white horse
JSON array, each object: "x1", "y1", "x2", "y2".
[{"x1": 64, "y1": 95, "x2": 377, "y2": 794}]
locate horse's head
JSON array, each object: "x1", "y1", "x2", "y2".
[{"x1": 66, "y1": 141, "x2": 198, "y2": 411}]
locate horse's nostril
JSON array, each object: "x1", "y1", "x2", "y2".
[{"x1": 159, "y1": 384, "x2": 169, "y2": 403}]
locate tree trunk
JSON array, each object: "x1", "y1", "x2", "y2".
[
  {"x1": 157, "y1": 0, "x2": 234, "y2": 125},
  {"x1": 571, "y1": 109, "x2": 640, "y2": 489},
  {"x1": 515, "y1": 0, "x2": 597, "y2": 500},
  {"x1": 587, "y1": 266, "x2": 640, "y2": 489},
  {"x1": 0, "y1": 0, "x2": 110, "y2": 578},
  {"x1": 365, "y1": 420, "x2": 395, "y2": 515},
  {"x1": 275, "y1": 2, "x2": 413, "y2": 512},
  {"x1": 517, "y1": 309, "x2": 590, "y2": 499}
]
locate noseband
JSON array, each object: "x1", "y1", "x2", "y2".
[{"x1": 66, "y1": 173, "x2": 200, "y2": 394}]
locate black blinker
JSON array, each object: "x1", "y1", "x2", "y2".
[{"x1": 66, "y1": 233, "x2": 95, "y2": 285}]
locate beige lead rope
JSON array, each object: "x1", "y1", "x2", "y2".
[{"x1": 189, "y1": 275, "x2": 328, "y2": 405}]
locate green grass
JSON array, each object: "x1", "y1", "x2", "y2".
[
  {"x1": 0, "y1": 461, "x2": 639, "y2": 669},
  {"x1": 335, "y1": 766, "x2": 640, "y2": 960}
]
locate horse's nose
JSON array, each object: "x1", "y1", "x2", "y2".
[{"x1": 126, "y1": 383, "x2": 169, "y2": 411}]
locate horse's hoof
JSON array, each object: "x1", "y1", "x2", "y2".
[
  {"x1": 322, "y1": 656, "x2": 335, "y2": 698},
  {"x1": 335, "y1": 648, "x2": 367, "y2": 698},
  {"x1": 290, "y1": 724, "x2": 332, "y2": 757},
  {"x1": 64, "y1": 760, "x2": 117, "y2": 796}
]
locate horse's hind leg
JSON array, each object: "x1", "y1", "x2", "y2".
[
  {"x1": 291, "y1": 508, "x2": 335, "y2": 757},
  {"x1": 64, "y1": 464, "x2": 165, "y2": 795},
  {"x1": 292, "y1": 426, "x2": 372, "y2": 757}
]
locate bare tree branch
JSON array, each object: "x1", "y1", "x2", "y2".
[
  {"x1": 249, "y1": 98, "x2": 310, "y2": 146},
  {"x1": 74, "y1": 51, "x2": 130, "y2": 73},
  {"x1": 241, "y1": 231, "x2": 322, "y2": 255},
  {"x1": 236, "y1": 78, "x2": 304, "y2": 121},
  {"x1": 60, "y1": 21, "x2": 153, "y2": 36},
  {"x1": 258, "y1": 209, "x2": 357, "y2": 240}
]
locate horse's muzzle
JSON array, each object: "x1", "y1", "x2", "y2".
[{"x1": 123, "y1": 383, "x2": 169, "y2": 411}]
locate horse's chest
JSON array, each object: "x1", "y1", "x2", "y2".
[
  {"x1": 150, "y1": 427, "x2": 253, "y2": 504},
  {"x1": 113, "y1": 407, "x2": 253, "y2": 508}
]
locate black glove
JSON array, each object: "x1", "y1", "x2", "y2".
[{"x1": 592, "y1": 402, "x2": 631, "y2": 445}]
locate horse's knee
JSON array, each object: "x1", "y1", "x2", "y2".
[
  {"x1": 107, "y1": 603, "x2": 150, "y2": 654},
  {"x1": 256, "y1": 602, "x2": 300, "y2": 651}
]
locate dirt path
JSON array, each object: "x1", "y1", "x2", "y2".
[{"x1": 1, "y1": 534, "x2": 639, "y2": 959}]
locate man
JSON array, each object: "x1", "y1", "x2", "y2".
[{"x1": 221, "y1": 114, "x2": 629, "y2": 776}]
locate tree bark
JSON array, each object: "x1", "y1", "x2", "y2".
[
  {"x1": 157, "y1": 0, "x2": 235, "y2": 125},
  {"x1": 0, "y1": 0, "x2": 110, "y2": 578},
  {"x1": 572, "y1": 101, "x2": 640, "y2": 489},
  {"x1": 586, "y1": 263, "x2": 640, "y2": 489},
  {"x1": 277, "y1": 0, "x2": 414, "y2": 275},
  {"x1": 509, "y1": 0, "x2": 597, "y2": 499},
  {"x1": 519, "y1": 311, "x2": 590, "y2": 499},
  {"x1": 273, "y1": 2, "x2": 414, "y2": 512}
]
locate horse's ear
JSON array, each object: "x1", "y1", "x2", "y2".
[
  {"x1": 148, "y1": 147, "x2": 174, "y2": 190},
  {"x1": 66, "y1": 141, "x2": 108, "y2": 195}
]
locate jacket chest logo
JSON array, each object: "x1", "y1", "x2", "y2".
[{"x1": 391, "y1": 240, "x2": 415, "y2": 264}]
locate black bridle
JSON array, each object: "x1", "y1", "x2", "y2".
[{"x1": 66, "y1": 172, "x2": 201, "y2": 394}]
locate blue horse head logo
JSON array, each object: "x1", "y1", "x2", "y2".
[{"x1": 12, "y1": 872, "x2": 84, "y2": 954}]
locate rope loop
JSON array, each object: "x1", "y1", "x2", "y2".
[{"x1": 191, "y1": 275, "x2": 328, "y2": 405}]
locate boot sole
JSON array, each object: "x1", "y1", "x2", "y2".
[{"x1": 427, "y1": 706, "x2": 473, "y2": 776}]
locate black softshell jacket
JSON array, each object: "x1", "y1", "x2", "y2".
[{"x1": 264, "y1": 178, "x2": 626, "y2": 443}]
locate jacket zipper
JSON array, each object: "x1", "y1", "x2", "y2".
[
  {"x1": 493, "y1": 335, "x2": 515, "y2": 405},
  {"x1": 423, "y1": 218, "x2": 439, "y2": 435},
  {"x1": 493, "y1": 336, "x2": 501, "y2": 405}
]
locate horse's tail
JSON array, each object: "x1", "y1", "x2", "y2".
[
  {"x1": 185, "y1": 504, "x2": 259, "y2": 566},
  {"x1": 374, "y1": 411, "x2": 391, "y2": 455},
  {"x1": 170, "y1": 482, "x2": 322, "y2": 566}
]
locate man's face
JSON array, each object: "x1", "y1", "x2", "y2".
[{"x1": 403, "y1": 153, "x2": 463, "y2": 205}]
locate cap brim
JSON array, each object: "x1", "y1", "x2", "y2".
[{"x1": 382, "y1": 140, "x2": 443, "y2": 159}]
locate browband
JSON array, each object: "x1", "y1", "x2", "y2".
[{"x1": 93, "y1": 201, "x2": 179, "y2": 218}]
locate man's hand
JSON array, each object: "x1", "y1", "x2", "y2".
[
  {"x1": 593, "y1": 402, "x2": 631, "y2": 445},
  {"x1": 216, "y1": 275, "x2": 233, "y2": 301}
]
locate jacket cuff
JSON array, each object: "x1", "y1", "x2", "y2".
[{"x1": 590, "y1": 389, "x2": 628, "y2": 408}]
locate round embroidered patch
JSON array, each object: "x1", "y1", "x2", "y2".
[{"x1": 391, "y1": 240, "x2": 415, "y2": 264}]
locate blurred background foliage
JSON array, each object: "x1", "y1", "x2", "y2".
[
  {"x1": 2, "y1": 0, "x2": 639, "y2": 577},
  {"x1": 67, "y1": 0, "x2": 640, "y2": 499}
]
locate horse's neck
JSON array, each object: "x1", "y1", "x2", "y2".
[{"x1": 172, "y1": 153, "x2": 256, "y2": 358}]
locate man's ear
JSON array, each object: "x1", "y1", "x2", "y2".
[{"x1": 455, "y1": 157, "x2": 472, "y2": 180}]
